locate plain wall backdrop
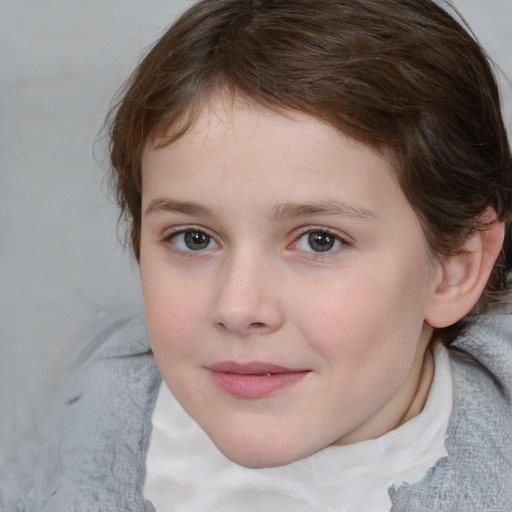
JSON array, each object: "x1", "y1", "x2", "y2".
[{"x1": 0, "y1": 0, "x2": 511, "y2": 455}]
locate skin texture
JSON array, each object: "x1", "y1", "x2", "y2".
[{"x1": 139, "y1": 96, "x2": 445, "y2": 468}]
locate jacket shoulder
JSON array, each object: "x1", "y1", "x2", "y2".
[
  {"x1": 2, "y1": 311, "x2": 159, "y2": 512},
  {"x1": 391, "y1": 314, "x2": 512, "y2": 511}
]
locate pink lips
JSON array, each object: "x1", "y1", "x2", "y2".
[{"x1": 208, "y1": 361, "x2": 310, "y2": 398}]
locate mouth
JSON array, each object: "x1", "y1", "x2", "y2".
[{"x1": 207, "y1": 361, "x2": 311, "y2": 398}]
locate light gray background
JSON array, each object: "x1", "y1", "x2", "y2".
[{"x1": 0, "y1": 1, "x2": 511, "y2": 454}]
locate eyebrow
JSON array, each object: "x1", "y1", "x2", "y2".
[
  {"x1": 269, "y1": 200, "x2": 378, "y2": 223},
  {"x1": 145, "y1": 199, "x2": 214, "y2": 217},
  {"x1": 145, "y1": 197, "x2": 377, "y2": 222}
]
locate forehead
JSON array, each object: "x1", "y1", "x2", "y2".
[
  {"x1": 141, "y1": 95, "x2": 413, "y2": 227},
  {"x1": 144, "y1": 95, "x2": 389, "y2": 178}
]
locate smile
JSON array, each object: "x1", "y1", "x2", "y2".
[{"x1": 208, "y1": 362, "x2": 310, "y2": 398}]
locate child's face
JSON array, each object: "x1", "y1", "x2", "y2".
[{"x1": 140, "y1": 96, "x2": 441, "y2": 468}]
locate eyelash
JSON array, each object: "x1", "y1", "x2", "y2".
[
  {"x1": 291, "y1": 228, "x2": 346, "y2": 256},
  {"x1": 162, "y1": 226, "x2": 347, "y2": 257},
  {"x1": 162, "y1": 227, "x2": 220, "y2": 257}
]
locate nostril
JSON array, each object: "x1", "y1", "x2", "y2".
[
  {"x1": 215, "y1": 321, "x2": 229, "y2": 331},
  {"x1": 250, "y1": 322, "x2": 267, "y2": 329}
]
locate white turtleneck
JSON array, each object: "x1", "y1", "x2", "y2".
[{"x1": 144, "y1": 343, "x2": 452, "y2": 512}]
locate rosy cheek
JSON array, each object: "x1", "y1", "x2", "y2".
[{"x1": 299, "y1": 278, "x2": 395, "y2": 368}]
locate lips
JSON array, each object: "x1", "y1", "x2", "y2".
[{"x1": 208, "y1": 361, "x2": 310, "y2": 398}]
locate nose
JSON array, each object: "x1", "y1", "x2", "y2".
[{"x1": 211, "y1": 252, "x2": 284, "y2": 337}]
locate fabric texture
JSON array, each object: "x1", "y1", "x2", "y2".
[{"x1": 2, "y1": 313, "x2": 511, "y2": 511}]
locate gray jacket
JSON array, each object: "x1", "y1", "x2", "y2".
[{"x1": 2, "y1": 314, "x2": 511, "y2": 511}]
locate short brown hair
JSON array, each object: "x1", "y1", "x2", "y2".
[{"x1": 108, "y1": 0, "x2": 512, "y2": 341}]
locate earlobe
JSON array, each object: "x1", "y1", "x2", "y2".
[{"x1": 425, "y1": 215, "x2": 505, "y2": 328}]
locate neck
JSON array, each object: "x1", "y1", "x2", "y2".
[
  {"x1": 397, "y1": 344, "x2": 435, "y2": 426},
  {"x1": 335, "y1": 328, "x2": 436, "y2": 446}
]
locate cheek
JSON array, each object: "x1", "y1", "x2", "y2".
[
  {"x1": 296, "y1": 262, "x2": 427, "y2": 374},
  {"x1": 141, "y1": 258, "x2": 206, "y2": 362}
]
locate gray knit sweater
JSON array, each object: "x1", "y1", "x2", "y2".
[{"x1": 2, "y1": 314, "x2": 511, "y2": 511}]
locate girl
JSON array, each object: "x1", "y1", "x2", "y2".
[{"x1": 5, "y1": 0, "x2": 512, "y2": 510}]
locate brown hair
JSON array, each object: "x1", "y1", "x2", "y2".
[{"x1": 108, "y1": 0, "x2": 512, "y2": 341}]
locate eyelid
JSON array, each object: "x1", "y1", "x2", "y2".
[
  {"x1": 162, "y1": 225, "x2": 221, "y2": 254},
  {"x1": 293, "y1": 225, "x2": 349, "y2": 242},
  {"x1": 162, "y1": 224, "x2": 217, "y2": 240}
]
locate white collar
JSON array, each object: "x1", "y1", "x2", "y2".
[{"x1": 144, "y1": 343, "x2": 452, "y2": 512}]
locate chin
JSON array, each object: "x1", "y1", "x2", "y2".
[
  {"x1": 212, "y1": 432, "x2": 315, "y2": 469},
  {"x1": 224, "y1": 449, "x2": 296, "y2": 469}
]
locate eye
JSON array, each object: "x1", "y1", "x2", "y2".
[
  {"x1": 295, "y1": 230, "x2": 344, "y2": 253},
  {"x1": 167, "y1": 229, "x2": 219, "y2": 252}
]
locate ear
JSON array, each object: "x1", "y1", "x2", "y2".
[{"x1": 425, "y1": 212, "x2": 505, "y2": 328}]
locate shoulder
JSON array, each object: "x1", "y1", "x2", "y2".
[
  {"x1": 4, "y1": 311, "x2": 160, "y2": 512},
  {"x1": 391, "y1": 314, "x2": 512, "y2": 511},
  {"x1": 49, "y1": 311, "x2": 159, "y2": 447},
  {"x1": 450, "y1": 314, "x2": 512, "y2": 400},
  {"x1": 439, "y1": 315, "x2": 512, "y2": 509},
  {"x1": 447, "y1": 314, "x2": 512, "y2": 473},
  {"x1": 71, "y1": 309, "x2": 153, "y2": 362}
]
